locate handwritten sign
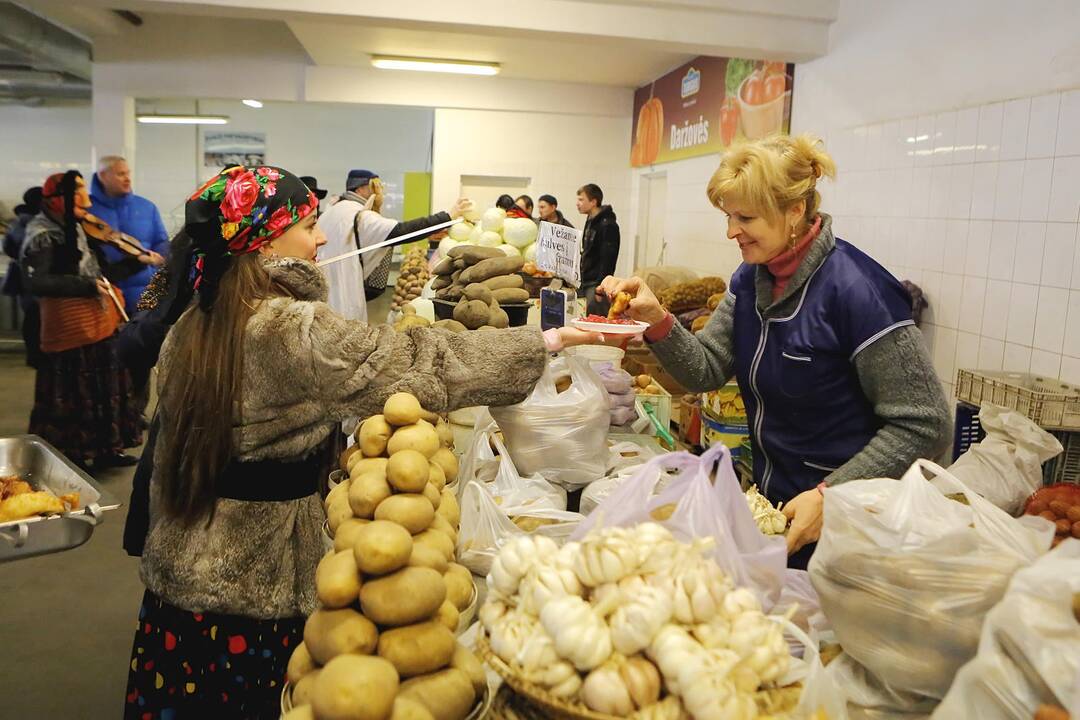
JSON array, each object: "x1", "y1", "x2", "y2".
[{"x1": 535, "y1": 221, "x2": 582, "y2": 287}]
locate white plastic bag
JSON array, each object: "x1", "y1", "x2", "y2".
[
  {"x1": 456, "y1": 409, "x2": 501, "y2": 490},
  {"x1": 933, "y1": 540, "x2": 1080, "y2": 720},
  {"x1": 574, "y1": 443, "x2": 788, "y2": 609},
  {"x1": 944, "y1": 403, "x2": 1062, "y2": 514},
  {"x1": 810, "y1": 459, "x2": 1053, "y2": 713},
  {"x1": 490, "y1": 354, "x2": 610, "y2": 490},
  {"x1": 777, "y1": 568, "x2": 828, "y2": 637}
]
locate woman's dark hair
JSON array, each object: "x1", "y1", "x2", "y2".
[
  {"x1": 495, "y1": 194, "x2": 516, "y2": 210},
  {"x1": 515, "y1": 194, "x2": 534, "y2": 212}
]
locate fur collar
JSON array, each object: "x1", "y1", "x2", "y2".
[{"x1": 265, "y1": 256, "x2": 329, "y2": 303}]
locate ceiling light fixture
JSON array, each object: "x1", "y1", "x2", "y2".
[
  {"x1": 136, "y1": 114, "x2": 229, "y2": 125},
  {"x1": 370, "y1": 55, "x2": 499, "y2": 76},
  {"x1": 242, "y1": 99, "x2": 263, "y2": 108}
]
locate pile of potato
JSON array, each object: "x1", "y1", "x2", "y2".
[
  {"x1": 632, "y1": 374, "x2": 665, "y2": 396},
  {"x1": 287, "y1": 392, "x2": 485, "y2": 720},
  {"x1": 657, "y1": 277, "x2": 727, "y2": 314},
  {"x1": 431, "y1": 246, "x2": 529, "y2": 332},
  {"x1": 390, "y1": 248, "x2": 432, "y2": 314}
]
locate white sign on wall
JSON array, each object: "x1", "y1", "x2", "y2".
[{"x1": 536, "y1": 220, "x2": 582, "y2": 287}]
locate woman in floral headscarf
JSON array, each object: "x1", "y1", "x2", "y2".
[{"x1": 124, "y1": 166, "x2": 600, "y2": 718}]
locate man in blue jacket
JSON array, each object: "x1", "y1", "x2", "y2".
[{"x1": 90, "y1": 156, "x2": 168, "y2": 309}]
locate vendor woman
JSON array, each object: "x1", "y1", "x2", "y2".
[
  {"x1": 125, "y1": 166, "x2": 600, "y2": 718},
  {"x1": 599, "y1": 134, "x2": 951, "y2": 569}
]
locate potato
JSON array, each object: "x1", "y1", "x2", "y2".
[
  {"x1": 1068, "y1": 506, "x2": 1080, "y2": 523},
  {"x1": 491, "y1": 287, "x2": 530, "y2": 304},
  {"x1": 358, "y1": 415, "x2": 393, "y2": 457},
  {"x1": 349, "y1": 472, "x2": 393, "y2": 519},
  {"x1": 292, "y1": 669, "x2": 320, "y2": 707},
  {"x1": 435, "y1": 419, "x2": 454, "y2": 449},
  {"x1": 486, "y1": 302, "x2": 509, "y2": 329},
  {"x1": 349, "y1": 456, "x2": 388, "y2": 480},
  {"x1": 459, "y1": 255, "x2": 524, "y2": 284},
  {"x1": 435, "y1": 600, "x2": 460, "y2": 632},
  {"x1": 430, "y1": 514, "x2": 458, "y2": 545},
  {"x1": 443, "y1": 564, "x2": 473, "y2": 611},
  {"x1": 447, "y1": 244, "x2": 503, "y2": 263},
  {"x1": 450, "y1": 645, "x2": 487, "y2": 695},
  {"x1": 399, "y1": 669, "x2": 477, "y2": 720},
  {"x1": 463, "y1": 283, "x2": 494, "y2": 305},
  {"x1": 428, "y1": 462, "x2": 447, "y2": 492},
  {"x1": 433, "y1": 257, "x2": 455, "y2": 274},
  {"x1": 481, "y1": 274, "x2": 524, "y2": 291},
  {"x1": 304, "y1": 607, "x2": 379, "y2": 665},
  {"x1": 333, "y1": 517, "x2": 372, "y2": 553},
  {"x1": 1073, "y1": 521, "x2": 1080, "y2": 538},
  {"x1": 1040, "y1": 510, "x2": 1058, "y2": 522},
  {"x1": 287, "y1": 641, "x2": 317, "y2": 684},
  {"x1": 1056, "y1": 518, "x2": 1072, "y2": 535},
  {"x1": 340, "y1": 445, "x2": 360, "y2": 473},
  {"x1": 388, "y1": 421, "x2": 441, "y2": 458},
  {"x1": 636, "y1": 374, "x2": 652, "y2": 388},
  {"x1": 431, "y1": 275, "x2": 453, "y2": 291},
  {"x1": 437, "y1": 488, "x2": 461, "y2": 527},
  {"x1": 378, "y1": 621, "x2": 456, "y2": 677},
  {"x1": 375, "y1": 494, "x2": 435, "y2": 534},
  {"x1": 396, "y1": 316, "x2": 430, "y2": 331},
  {"x1": 387, "y1": 449, "x2": 431, "y2": 493},
  {"x1": 351, "y1": 520, "x2": 414, "y2": 576},
  {"x1": 283, "y1": 704, "x2": 316, "y2": 720},
  {"x1": 316, "y1": 549, "x2": 362, "y2": 608},
  {"x1": 385, "y1": 392, "x2": 423, "y2": 427},
  {"x1": 432, "y1": 319, "x2": 467, "y2": 333},
  {"x1": 422, "y1": 482, "x2": 442, "y2": 511},
  {"x1": 312, "y1": 655, "x2": 399, "y2": 720},
  {"x1": 360, "y1": 567, "x2": 447, "y2": 627},
  {"x1": 391, "y1": 697, "x2": 436, "y2": 720},
  {"x1": 408, "y1": 543, "x2": 450, "y2": 573},
  {"x1": 326, "y1": 493, "x2": 354, "y2": 534},
  {"x1": 453, "y1": 299, "x2": 491, "y2": 331},
  {"x1": 414, "y1": 528, "x2": 455, "y2": 562},
  {"x1": 430, "y1": 448, "x2": 459, "y2": 484},
  {"x1": 324, "y1": 478, "x2": 352, "y2": 514},
  {"x1": 1050, "y1": 500, "x2": 1071, "y2": 518}
]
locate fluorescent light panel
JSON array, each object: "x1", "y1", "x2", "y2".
[
  {"x1": 370, "y1": 55, "x2": 499, "y2": 76},
  {"x1": 137, "y1": 114, "x2": 229, "y2": 125},
  {"x1": 242, "y1": 99, "x2": 263, "y2": 108}
]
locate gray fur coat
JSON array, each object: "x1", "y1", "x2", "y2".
[{"x1": 140, "y1": 257, "x2": 547, "y2": 619}]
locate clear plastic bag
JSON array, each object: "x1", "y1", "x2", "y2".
[
  {"x1": 933, "y1": 540, "x2": 1080, "y2": 720},
  {"x1": 574, "y1": 443, "x2": 788, "y2": 609},
  {"x1": 810, "y1": 459, "x2": 1053, "y2": 713},
  {"x1": 944, "y1": 403, "x2": 1062, "y2": 514},
  {"x1": 490, "y1": 354, "x2": 610, "y2": 490}
]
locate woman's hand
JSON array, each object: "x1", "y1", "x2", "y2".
[
  {"x1": 597, "y1": 276, "x2": 667, "y2": 326},
  {"x1": 543, "y1": 327, "x2": 606, "y2": 352},
  {"x1": 139, "y1": 250, "x2": 166, "y2": 267},
  {"x1": 449, "y1": 198, "x2": 474, "y2": 220},
  {"x1": 782, "y1": 487, "x2": 824, "y2": 555}
]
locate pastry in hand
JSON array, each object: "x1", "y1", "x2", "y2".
[{"x1": 608, "y1": 291, "x2": 632, "y2": 319}]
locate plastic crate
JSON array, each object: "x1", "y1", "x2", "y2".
[
  {"x1": 636, "y1": 385, "x2": 672, "y2": 435},
  {"x1": 952, "y1": 402, "x2": 986, "y2": 462},
  {"x1": 955, "y1": 369, "x2": 1080, "y2": 430},
  {"x1": 1046, "y1": 431, "x2": 1080, "y2": 485}
]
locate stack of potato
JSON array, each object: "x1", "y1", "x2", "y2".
[
  {"x1": 390, "y1": 248, "x2": 432, "y2": 314},
  {"x1": 287, "y1": 392, "x2": 485, "y2": 720},
  {"x1": 656, "y1": 277, "x2": 727, "y2": 314},
  {"x1": 431, "y1": 246, "x2": 529, "y2": 332}
]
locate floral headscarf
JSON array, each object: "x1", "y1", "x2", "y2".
[{"x1": 183, "y1": 165, "x2": 318, "y2": 305}]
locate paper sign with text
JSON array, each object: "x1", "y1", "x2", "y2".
[{"x1": 535, "y1": 221, "x2": 582, "y2": 286}]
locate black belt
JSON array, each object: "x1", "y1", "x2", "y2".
[{"x1": 216, "y1": 455, "x2": 320, "y2": 502}]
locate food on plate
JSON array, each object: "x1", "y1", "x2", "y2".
[
  {"x1": 745, "y1": 484, "x2": 787, "y2": 535},
  {"x1": 0, "y1": 475, "x2": 79, "y2": 522},
  {"x1": 608, "y1": 291, "x2": 632, "y2": 319},
  {"x1": 582, "y1": 314, "x2": 638, "y2": 325}
]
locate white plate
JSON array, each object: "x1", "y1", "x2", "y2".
[{"x1": 569, "y1": 318, "x2": 650, "y2": 335}]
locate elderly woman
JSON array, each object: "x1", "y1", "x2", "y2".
[{"x1": 600, "y1": 134, "x2": 950, "y2": 568}]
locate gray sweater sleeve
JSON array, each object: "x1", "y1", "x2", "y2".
[
  {"x1": 647, "y1": 293, "x2": 736, "y2": 392},
  {"x1": 826, "y1": 325, "x2": 953, "y2": 484}
]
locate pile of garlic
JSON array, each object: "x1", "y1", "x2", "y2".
[
  {"x1": 746, "y1": 484, "x2": 788, "y2": 536},
  {"x1": 479, "y1": 523, "x2": 792, "y2": 719}
]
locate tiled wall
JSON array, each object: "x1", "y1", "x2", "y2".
[{"x1": 822, "y1": 88, "x2": 1080, "y2": 398}]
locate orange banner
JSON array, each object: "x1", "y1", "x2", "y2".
[{"x1": 630, "y1": 56, "x2": 795, "y2": 167}]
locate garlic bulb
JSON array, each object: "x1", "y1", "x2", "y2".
[
  {"x1": 515, "y1": 628, "x2": 560, "y2": 673},
  {"x1": 479, "y1": 594, "x2": 510, "y2": 633},
  {"x1": 536, "y1": 661, "x2": 583, "y2": 699},
  {"x1": 573, "y1": 528, "x2": 640, "y2": 587},
  {"x1": 489, "y1": 535, "x2": 558, "y2": 597},
  {"x1": 488, "y1": 608, "x2": 539, "y2": 665},
  {"x1": 631, "y1": 695, "x2": 691, "y2": 720},
  {"x1": 581, "y1": 659, "x2": 635, "y2": 716},
  {"x1": 609, "y1": 582, "x2": 672, "y2": 656},
  {"x1": 540, "y1": 595, "x2": 613, "y2": 670},
  {"x1": 518, "y1": 546, "x2": 583, "y2": 615},
  {"x1": 721, "y1": 587, "x2": 760, "y2": 619},
  {"x1": 632, "y1": 522, "x2": 678, "y2": 574},
  {"x1": 646, "y1": 624, "x2": 705, "y2": 695},
  {"x1": 677, "y1": 648, "x2": 756, "y2": 720},
  {"x1": 745, "y1": 484, "x2": 787, "y2": 535},
  {"x1": 619, "y1": 655, "x2": 662, "y2": 710},
  {"x1": 690, "y1": 617, "x2": 732, "y2": 649},
  {"x1": 728, "y1": 610, "x2": 790, "y2": 683},
  {"x1": 668, "y1": 556, "x2": 733, "y2": 625}
]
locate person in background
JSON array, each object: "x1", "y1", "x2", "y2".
[
  {"x1": 318, "y1": 169, "x2": 472, "y2": 322},
  {"x1": 23, "y1": 171, "x2": 142, "y2": 470},
  {"x1": 3, "y1": 186, "x2": 44, "y2": 367},
  {"x1": 577, "y1": 182, "x2": 620, "y2": 314},
  {"x1": 300, "y1": 175, "x2": 328, "y2": 210},
  {"x1": 537, "y1": 194, "x2": 574, "y2": 228},
  {"x1": 89, "y1": 156, "x2": 168, "y2": 309},
  {"x1": 515, "y1": 194, "x2": 534, "y2": 216},
  {"x1": 496, "y1": 193, "x2": 530, "y2": 219}
]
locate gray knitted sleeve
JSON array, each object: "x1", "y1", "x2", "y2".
[
  {"x1": 827, "y1": 325, "x2": 953, "y2": 484},
  {"x1": 648, "y1": 293, "x2": 736, "y2": 392}
]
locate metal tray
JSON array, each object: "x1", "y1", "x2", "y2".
[{"x1": 0, "y1": 435, "x2": 121, "y2": 562}]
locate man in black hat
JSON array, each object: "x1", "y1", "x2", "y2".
[
  {"x1": 300, "y1": 176, "x2": 328, "y2": 202},
  {"x1": 3, "y1": 186, "x2": 44, "y2": 367}
]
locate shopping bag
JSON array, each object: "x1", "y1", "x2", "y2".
[
  {"x1": 933, "y1": 540, "x2": 1080, "y2": 720},
  {"x1": 944, "y1": 403, "x2": 1062, "y2": 514},
  {"x1": 809, "y1": 459, "x2": 1054, "y2": 713},
  {"x1": 456, "y1": 409, "x2": 501, "y2": 491},
  {"x1": 490, "y1": 354, "x2": 610, "y2": 490}
]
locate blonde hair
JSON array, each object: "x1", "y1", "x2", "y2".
[{"x1": 706, "y1": 133, "x2": 836, "y2": 225}]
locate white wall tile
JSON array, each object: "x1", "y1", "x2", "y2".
[
  {"x1": 1043, "y1": 222, "x2": 1077, "y2": 288},
  {"x1": 993, "y1": 160, "x2": 1024, "y2": 220},
  {"x1": 1000, "y1": 98, "x2": 1030, "y2": 161},
  {"x1": 910, "y1": 167, "x2": 932, "y2": 218},
  {"x1": 897, "y1": 117, "x2": 917, "y2": 168},
  {"x1": 979, "y1": 337, "x2": 1005, "y2": 370},
  {"x1": 976, "y1": 102, "x2": 1003, "y2": 163},
  {"x1": 959, "y1": 276, "x2": 986, "y2": 334},
  {"x1": 933, "y1": 327, "x2": 958, "y2": 380},
  {"x1": 932, "y1": 111, "x2": 956, "y2": 167},
  {"x1": 1060, "y1": 356, "x2": 1080, "y2": 386},
  {"x1": 947, "y1": 163, "x2": 974, "y2": 219},
  {"x1": 1013, "y1": 222, "x2": 1045, "y2": 284},
  {"x1": 1006, "y1": 283, "x2": 1038, "y2": 346},
  {"x1": 914, "y1": 115, "x2": 934, "y2": 167},
  {"x1": 1049, "y1": 156, "x2": 1080, "y2": 222},
  {"x1": 1034, "y1": 286, "x2": 1068, "y2": 352},
  {"x1": 1030, "y1": 349, "x2": 1062, "y2": 379},
  {"x1": 937, "y1": 274, "x2": 963, "y2": 330},
  {"x1": 1063, "y1": 291, "x2": 1080, "y2": 358},
  {"x1": 929, "y1": 165, "x2": 950, "y2": 218},
  {"x1": 981, "y1": 279, "x2": 1012, "y2": 341},
  {"x1": 956, "y1": 331, "x2": 981, "y2": 371},
  {"x1": 890, "y1": 168, "x2": 912, "y2": 218},
  {"x1": 1019, "y1": 158, "x2": 1053, "y2": 221},
  {"x1": 1055, "y1": 89, "x2": 1080, "y2": 157},
  {"x1": 953, "y1": 107, "x2": 979, "y2": 165},
  {"x1": 970, "y1": 162, "x2": 998, "y2": 220},
  {"x1": 921, "y1": 271, "x2": 943, "y2": 325},
  {"x1": 965, "y1": 220, "x2": 992, "y2": 277},
  {"x1": 988, "y1": 221, "x2": 1018, "y2": 280},
  {"x1": 924, "y1": 219, "x2": 947, "y2": 272},
  {"x1": 944, "y1": 219, "x2": 968, "y2": 272},
  {"x1": 1026, "y1": 93, "x2": 1060, "y2": 159},
  {"x1": 1004, "y1": 343, "x2": 1032, "y2": 372}
]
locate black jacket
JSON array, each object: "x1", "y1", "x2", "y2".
[{"x1": 580, "y1": 205, "x2": 620, "y2": 286}]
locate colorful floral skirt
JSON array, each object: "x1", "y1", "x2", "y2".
[
  {"x1": 28, "y1": 334, "x2": 142, "y2": 464},
  {"x1": 124, "y1": 590, "x2": 303, "y2": 720}
]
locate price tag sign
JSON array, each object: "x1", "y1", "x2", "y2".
[{"x1": 535, "y1": 221, "x2": 582, "y2": 287}]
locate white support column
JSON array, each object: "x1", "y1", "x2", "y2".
[{"x1": 91, "y1": 87, "x2": 136, "y2": 170}]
